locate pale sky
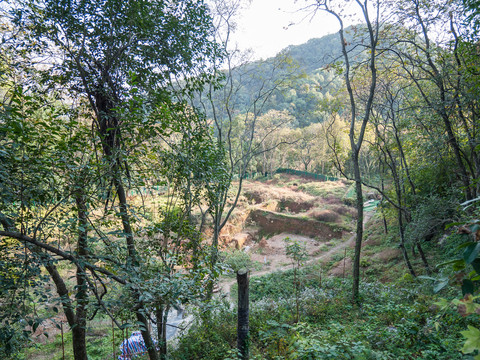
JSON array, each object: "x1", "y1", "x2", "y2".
[{"x1": 231, "y1": 0, "x2": 342, "y2": 60}]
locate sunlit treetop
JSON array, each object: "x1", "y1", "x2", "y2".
[{"x1": 9, "y1": 0, "x2": 221, "y2": 98}]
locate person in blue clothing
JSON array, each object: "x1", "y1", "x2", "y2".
[{"x1": 118, "y1": 331, "x2": 156, "y2": 359}]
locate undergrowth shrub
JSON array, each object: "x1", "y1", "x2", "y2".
[
  {"x1": 405, "y1": 194, "x2": 458, "y2": 244},
  {"x1": 172, "y1": 272, "x2": 473, "y2": 360},
  {"x1": 220, "y1": 250, "x2": 253, "y2": 275},
  {"x1": 171, "y1": 300, "x2": 236, "y2": 360}
]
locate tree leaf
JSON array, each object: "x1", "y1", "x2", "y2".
[
  {"x1": 433, "y1": 278, "x2": 449, "y2": 293},
  {"x1": 463, "y1": 279, "x2": 475, "y2": 296},
  {"x1": 464, "y1": 243, "x2": 480, "y2": 264},
  {"x1": 461, "y1": 325, "x2": 480, "y2": 354},
  {"x1": 472, "y1": 259, "x2": 480, "y2": 275}
]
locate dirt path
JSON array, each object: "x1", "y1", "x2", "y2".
[{"x1": 218, "y1": 209, "x2": 375, "y2": 295}]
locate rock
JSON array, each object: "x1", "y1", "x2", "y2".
[{"x1": 232, "y1": 232, "x2": 252, "y2": 249}]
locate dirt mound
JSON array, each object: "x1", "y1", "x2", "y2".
[
  {"x1": 329, "y1": 204, "x2": 357, "y2": 218},
  {"x1": 279, "y1": 199, "x2": 315, "y2": 213},
  {"x1": 218, "y1": 209, "x2": 250, "y2": 247},
  {"x1": 215, "y1": 178, "x2": 353, "y2": 250},
  {"x1": 307, "y1": 209, "x2": 341, "y2": 223},
  {"x1": 244, "y1": 191, "x2": 264, "y2": 204},
  {"x1": 231, "y1": 232, "x2": 253, "y2": 249},
  {"x1": 243, "y1": 182, "x2": 315, "y2": 205},
  {"x1": 259, "y1": 200, "x2": 280, "y2": 212},
  {"x1": 249, "y1": 209, "x2": 345, "y2": 240},
  {"x1": 324, "y1": 196, "x2": 343, "y2": 205}
]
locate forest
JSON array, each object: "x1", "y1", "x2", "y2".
[{"x1": 1, "y1": 0, "x2": 480, "y2": 359}]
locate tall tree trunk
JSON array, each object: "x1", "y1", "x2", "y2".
[
  {"x1": 71, "y1": 326, "x2": 87, "y2": 360},
  {"x1": 380, "y1": 175, "x2": 388, "y2": 234},
  {"x1": 96, "y1": 102, "x2": 158, "y2": 360},
  {"x1": 352, "y1": 150, "x2": 364, "y2": 305},
  {"x1": 325, "y1": 0, "x2": 378, "y2": 305},
  {"x1": 42, "y1": 187, "x2": 90, "y2": 360},
  {"x1": 136, "y1": 310, "x2": 157, "y2": 360},
  {"x1": 73, "y1": 189, "x2": 89, "y2": 360},
  {"x1": 206, "y1": 207, "x2": 221, "y2": 300},
  {"x1": 45, "y1": 263, "x2": 88, "y2": 360},
  {"x1": 156, "y1": 303, "x2": 168, "y2": 360}
]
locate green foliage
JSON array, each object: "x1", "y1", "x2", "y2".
[
  {"x1": 433, "y1": 215, "x2": 480, "y2": 358},
  {"x1": 461, "y1": 325, "x2": 480, "y2": 358},
  {"x1": 22, "y1": 319, "x2": 129, "y2": 360},
  {"x1": 1, "y1": 1, "x2": 228, "y2": 359},
  {"x1": 171, "y1": 300, "x2": 236, "y2": 360},
  {"x1": 284, "y1": 238, "x2": 308, "y2": 267},
  {"x1": 212, "y1": 30, "x2": 346, "y2": 128},
  {"x1": 220, "y1": 250, "x2": 254, "y2": 274},
  {"x1": 174, "y1": 275, "x2": 469, "y2": 360},
  {"x1": 405, "y1": 194, "x2": 459, "y2": 245},
  {"x1": 247, "y1": 270, "x2": 309, "y2": 302}
]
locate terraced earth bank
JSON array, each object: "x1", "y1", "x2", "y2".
[{"x1": 217, "y1": 175, "x2": 359, "y2": 274}]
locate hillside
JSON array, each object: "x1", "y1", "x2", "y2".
[{"x1": 172, "y1": 174, "x2": 474, "y2": 360}]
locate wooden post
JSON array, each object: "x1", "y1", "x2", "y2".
[
  {"x1": 237, "y1": 269, "x2": 249, "y2": 360},
  {"x1": 60, "y1": 322, "x2": 65, "y2": 360},
  {"x1": 343, "y1": 248, "x2": 347, "y2": 279}
]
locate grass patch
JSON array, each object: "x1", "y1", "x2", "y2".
[{"x1": 297, "y1": 181, "x2": 348, "y2": 198}]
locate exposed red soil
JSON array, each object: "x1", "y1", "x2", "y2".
[{"x1": 248, "y1": 209, "x2": 345, "y2": 240}]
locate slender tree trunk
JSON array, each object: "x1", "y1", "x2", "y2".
[
  {"x1": 416, "y1": 242, "x2": 432, "y2": 275},
  {"x1": 44, "y1": 262, "x2": 88, "y2": 360},
  {"x1": 156, "y1": 303, "x2": 168, "y2": 360},
  {"x1": 112, "y1": 163, "x2": 158, "y2": 360},
  {"x1": 442, "y1": 114, "x2": 473, "y2": 200},
  {"x1": 113, "y1": 174, "x2": 137, "y2": 263},
  {"x1": 382, "y1": 214, "x2": 388, "y2": 234},
  {"x1": 42, "y1": 187, "x2": 90, "y2": 360},
  {"x1": 398, "y1": 210, "x2": 416, "y2": 277},
  {"x1": 73, "y1": 189, "x2": 89, "y2": 360},
  {"x1": 294, "y1": 267, "x2": 299, "y2": 323},
  {"x1": 136, "y1": 311, "x2": 157, "y2": 360},
  {"x1": 206, "y1": 208, "x2": 221, "y2": 300},
  {"x1": 352, "y1": 150, "x2": 364, "y2": 305},
  {"x1": 96, "y1": 107, "x2": 158, "y2": 360}
]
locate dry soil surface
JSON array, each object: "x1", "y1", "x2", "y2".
[{"x1": 219, "y1": 209, "x2": 374, "y2": 294}]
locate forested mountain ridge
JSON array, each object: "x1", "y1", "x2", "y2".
[{"x1": 218, "y1": 30, "x2": 352, "y2": 127}]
